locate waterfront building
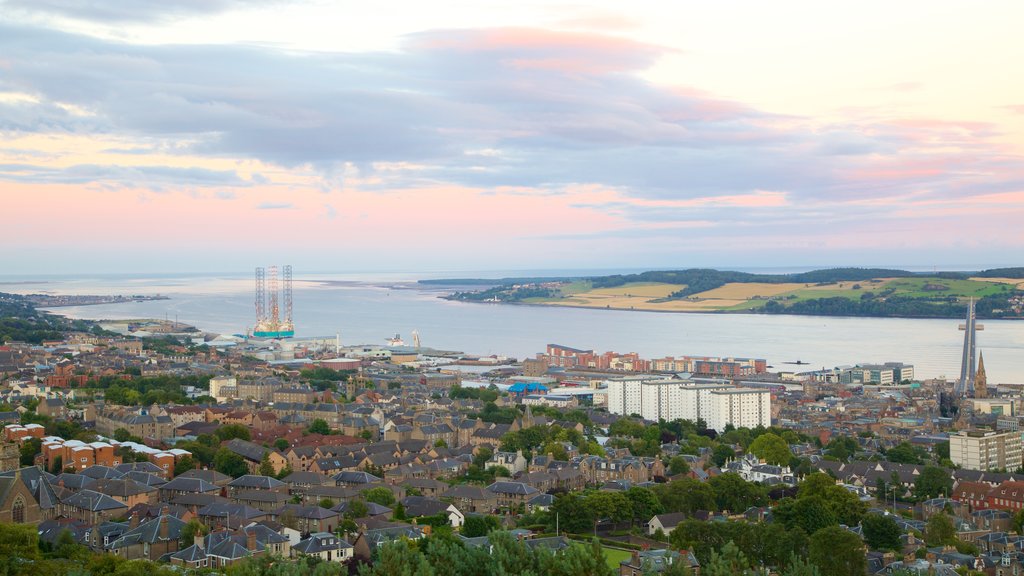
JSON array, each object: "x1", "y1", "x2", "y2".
[{"x1": 839, "y1": 362, "x2": 915, "y2": 385}]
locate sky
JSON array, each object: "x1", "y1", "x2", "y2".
[{"x1": 2, "y1": 1, "x2": 1024, "y2": 275}]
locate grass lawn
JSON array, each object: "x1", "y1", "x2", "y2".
[{"x1": 602, "y1": 547, "x2": 632, "y2": 570}]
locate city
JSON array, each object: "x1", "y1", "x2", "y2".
[
  {"x1": 4, "y1": 1, "x2": 1024, "y2": 576},
  {"x1": 0, "y1": 275, "x2": 1021, "y2": 576}
]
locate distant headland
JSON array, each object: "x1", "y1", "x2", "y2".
[{"x1": 422, "y1": 267, "x2": 1024, "y2": 319}]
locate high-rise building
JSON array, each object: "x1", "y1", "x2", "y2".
[
  {"x1": 605, "y1": 377, "x2": 771, "y2": 431},
  {"x1": 950, "y1": 429, "x2": 1021, "y2": 471}
]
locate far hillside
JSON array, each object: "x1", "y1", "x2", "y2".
[{"x1": 440, "y1": 268, "x2": 1024, "y2": 319}]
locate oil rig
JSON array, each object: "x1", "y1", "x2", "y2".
[{"x1": 253, "y1": 265, "x2": 295, "y2": 338}]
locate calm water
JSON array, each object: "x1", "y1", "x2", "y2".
[{"x1": 5, "y1": 273, "x2": 1024, "y2": 384}]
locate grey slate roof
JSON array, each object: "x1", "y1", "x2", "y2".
[
  {"x1": 228, "y1": 475, "x2": 285, "y2": 490},
  {"x1": 108, "y1": 515, "x2": 187, "y2": 549},
  {"x1": 293, "y1": 532, "x2": 353, "y2": 555},
  {"x1": 63, "y1": 489, "x2": 129, "y2": 512}
]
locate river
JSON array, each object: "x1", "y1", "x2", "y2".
[{"x1": 4, "y1": 272, "x2": 1023, "y2": 383}]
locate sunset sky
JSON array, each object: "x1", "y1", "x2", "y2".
[{"x1": 3, "y1": 1, "x2": 1024, "y2": 274}]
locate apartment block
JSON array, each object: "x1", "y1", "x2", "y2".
[
  {"x1": 606, "y1": 377, "x2": 771, "y2": 431},
  {"x1": 950, "y1": 429, "x2": 1023, "y2": 472}
]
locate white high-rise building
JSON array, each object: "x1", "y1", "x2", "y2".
[
  {"x1": 605, "y1": 377, "x2": 771, "y2": 431},
  {"x1": 950, "y1": 429, "x2": 1022, "y2": 471}
]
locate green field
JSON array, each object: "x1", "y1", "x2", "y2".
[
  {"x1": 602, "y1": 546, "x2": 632, "y2": 569},
  {"x1": 881, "y1": 277, "x2": 1005, "y2": 298}
]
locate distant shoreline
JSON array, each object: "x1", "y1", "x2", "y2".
[{"x1": 442, "y1": 295, "x2": 1024, "y2": 321}]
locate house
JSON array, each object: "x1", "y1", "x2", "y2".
[
  {"x1": 486, "y1": 451, "x2": 528, "y2": 475},
  {"x1": 619, "y1": 548, "x2": 701, "y2": 576},
  {"x1": 158, "y1": 476, "x2": 220, "y2": 501},
  {"x1": 272, "y1": 504, "x2": 340, "y2": 534},
  {"x1": 107, "y1": 514, "x2": 186, "y2": 560},
  {"x1": 227, "y1": 475, "x2": 287, "y2": 497},
  {"x1": 399, "y1": 496, "x2": 464, "y2": 528},
  {"x1": 292, "y1": 532, "x2": 353, "y2": 563},
  {"x1": 486, "y1": 481, "x2": 539, "y2": 511},
  {"x1": 440, "y1": 484, "x2": 497, "y2": 514},
  {"x1": 223, "y1": 439, "x2": 288, "y2": 475},
  {"x1": 59, "y1": 489, "x2": 129, "y2": 524},
  {"x1": 647, "y1": 512, "x2": 688, "y2": 536}
]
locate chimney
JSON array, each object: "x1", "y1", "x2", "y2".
[
  {"x1": 631, "y1": 550, "x2": 640, "y2": 565},
  {"x1": 159, "y1": 515, "x2": 169, "y2": 541},
  {"x1": 130, "y1": 513, "x2": 141, "y2": 529},
  {"x1": 194, "y1": 534, "x2": 204, "y2": 550},
  {"x1": 246, "y1": 529, "x2": 257, "y2": 552}
]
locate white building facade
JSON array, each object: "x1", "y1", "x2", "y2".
[{"x1": 606, "y1": 377, "x2": 770, "y2": 431}]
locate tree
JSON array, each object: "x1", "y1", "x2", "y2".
[
  {"x1": 551, "y1": 493, "x2": 595, "y2": 534},
  {"x1": 361, "y1": 539, "x2": 436, "y2": 576},
  {"x1": 258, "y1": 452, "x2": 276, "y2": 477},
  {"x1": 748, "y1": 432, "x2": 791, "y2": 466},
  {"x1": 625, "y1": 486, "x2": 663, "y2": 523},
  {"x1": 19, "y1": 437, "x2": 41, "y2": 466},
  {"x1": 914, "y1": 466, "x2": 953, "y2": 499},
  {"x1": 112, "y1": 428, "x2": 136, "y2": 442},
  {"x1": 346, "y1": 499, "x2": 370, "y2": 520},
  {"x1": 274, "y1": 438, "x2": 290, "y2": 451},
  {"x1": 363, "y1": 486, "x2": 396, "y2": 507},
  {"x1": 924, "y1": 513, "x2": 957, "y2": 546},
  {"x1": 179, "y1": 519, "x2": 206, "y2": 548},
  {"x1": 653, "y1": 477, "x2": 717, "y2": 514},
  {"x1": 809, "y1": 526, "x2": 864, "y2": 576},
  {"x1": 173, "y1": 455, "x2": 195, "y2": 476},
  {"x1": 462, "y1": 515, "x2": 500, "y2": 538},
  {"x1": 51, "y1": 528, "x2": 90, "y2": 560},
  {"x1": 215, "y1": 424, "x2": 251, "y2": 442},
  {"x1": 861, "y1": 513, "x2": 902, "y2": 551},
  {"x1": 708, "y1": 473, "x2": 767, "y2": 513},
  {"x1": 309, "y1": 419, "x2": 331, "y2": 435},
  {"x1": 703, "y1": 540, "x2": 753, "y2": 576},
  {"x1": 359, "y1": 429, "x2": 373, "y2": 441},
  {"x1": 774, "y1": 497, "x2": 836, "y2": 536},
  {"x1": 1014, "y1": 508, "x2": 1024, "y2": 534},
  {"x1": 825, "y1": 437, "x2": 858, "y2": 462},
  {"x1": 797, "y1": 473, "x2": 865, "y2": 526},
  {"x1": 885, "y1": 442, "x2": 922, "y2": 465},
  {"x1": 213, "y1": 447, "x2": 249, "y2": 478},
  {"x1": 781, "y1": 553, "x2": 821, "y2": 576},
  {"x1": 319, "y1": 497, "x2": 335, "y2": 509},
  {"x1": 668, "y1": 456, "x2": 690, "y2": 475},
  {"x1": 0, "y1": 523, "x2": 40, "y2": 574},
  {"x1": 434, "y1": 439, "x2": 448, "y2": 448},
  {"x1": 712, "y1": 444, "x2": 735, "y2": 467},
  {"x1": 587, "y1": 491, "x2": 633, "y2": 524}
]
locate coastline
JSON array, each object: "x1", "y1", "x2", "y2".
[{"x1": 441, "y1": 296, "x2": 1024, "y2": 321}]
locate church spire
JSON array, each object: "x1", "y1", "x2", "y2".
[{"x1": 975, "y1": 351, "x2": 988, "y2": 399}]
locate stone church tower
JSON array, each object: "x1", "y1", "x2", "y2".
[{"x1": 974, "y1": 351, "x2": 988, "y2": 399}]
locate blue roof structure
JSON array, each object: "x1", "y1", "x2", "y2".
[{"x1": 508, "y1": 382, "x2": 548, "y2": 394}]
